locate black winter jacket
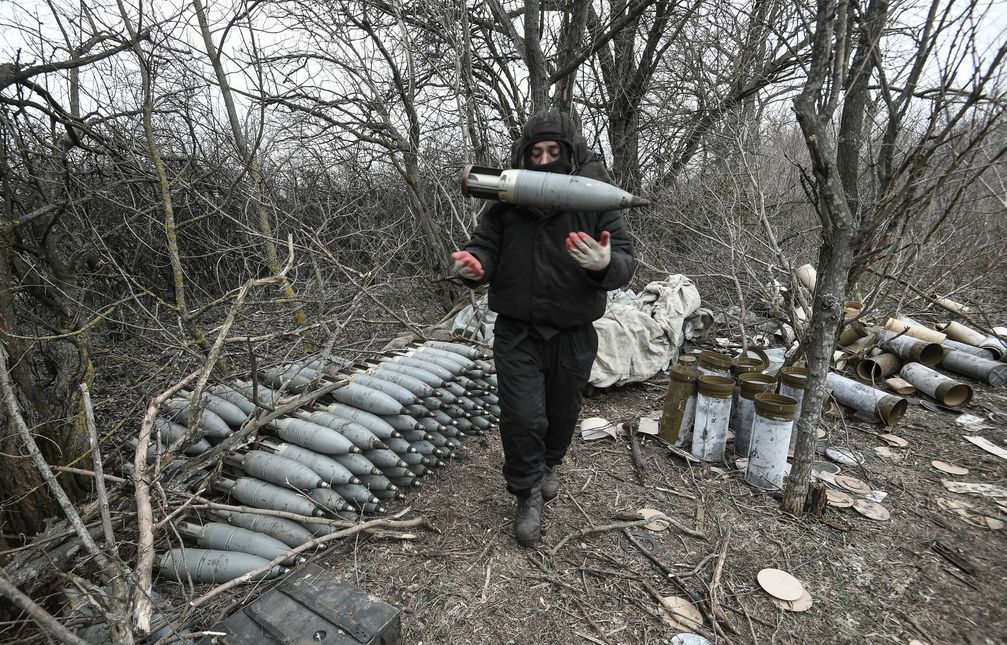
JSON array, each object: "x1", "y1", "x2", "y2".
[{"x1": 461, "y1": 112, "x2": 635, "y2": 330}]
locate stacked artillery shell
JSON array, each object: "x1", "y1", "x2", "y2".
[
  {"x1": 176, "y1": 520, "x2": 303, "y2": 566},
  {"x1": 157, "y1": 340, "x2": 496, "y2": 572},
  {"x1": 153, "y1": 418, "x2": 212, "y2": 455},
  {"x1": 209, "y1": 509, "x2": 319, "y2": 550},
  {"x1": 158, "y1": 548, "x2": 286, "y2": 584},
  {"x1": 229, "y1": 450, "x2": 329, "y2": 490},
  {"x1": 161, "y1": 398, "x2": 232, "y2": 440},
  {"x1": 153, "y1": 389, "x2": 248, "y2": 457}
]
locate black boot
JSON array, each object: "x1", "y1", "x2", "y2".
[
  {"x1": 514, "y1": 487, "x2": 543, "y2": 546},
  {"x1": 541, "y1": 465, "x2": 559, "y2": 501}
]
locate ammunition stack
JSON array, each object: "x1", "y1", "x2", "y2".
[{"x1": 149, "y1": 340, "x2": 497, "y2": 584}]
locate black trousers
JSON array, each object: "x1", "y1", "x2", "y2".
[{"x1": 493, "y1": 316, "x2": 599, "y2": 494}]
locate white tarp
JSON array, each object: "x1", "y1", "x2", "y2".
[{"x1": 590, "y1": 275, "x2": 704, "y2": 387}]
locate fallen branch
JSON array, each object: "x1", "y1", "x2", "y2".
[
  {"x1": 547, "y1": 511, "x2": 704, "y2": 555},
  {"x1": 81, "y1": 383, "x2": 116, "y2": 549},
  {"x1": 616, "y1": 510, "x2": 707, "y2": 540},
  {"x1": 708, "y1": 526, "x2": 739, "y2": 635},
  {"x1": 624, "y1": 529, "x2": 734, "y2": 641},
  {"x1": 639, "y1": 580, "x2": 717, "y2": 642},
  {"x1": 625, "y1": 419, "x2": 647, "y2": 486}
]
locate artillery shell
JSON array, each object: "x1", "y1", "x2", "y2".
[
  {"x1": 349, "y1": 374, "x2": 420, "y2": 406},
  {"x1": 362, "y1": 448, "x2": 407, "y2": 470},
  {"x1": 237, "y1": 450, "x2": 327, "y2": 490},
  {"x1": 209, "y1": 509, "x2": 316, "y2": 548},
  {"x1": 333, "y1": 483, "x2": 379, "y2": 505},
  {"x1": 388, "y1": 356, "x2": 455, "y2": 382},
  {"x1": 158, "y1": 548, "x2": 285, "y2": 583},
  {"x1": 177, "y1": 520, "x2": 301, "y2": 565},
  {"x1": 357, "y1": 473, "x2": 397, "y2": 492},
  {"x1": 412, "y1": 346, "x2": 476, "y2": 370},
  {"x1": 308, "y1": 488, "x2": 353, "y2": 513},
  {"x1": 301, "y1": 411, "x2": 387, "y2": 449},
  {"x1": 153, "y1": 418, "x2": 212, "y2": 455},
  {"x1": 383, "y1": 437, "x2": 417, "y2": 455},
  {"x1": 373, "y1": 360, "x2": 445, "y2": 387},
  {"x1": 333, "y1": 452, "x2": 382, "y2": 476},
  {"x1": 225, "y1": 477, "x2": 322, "y2": 517},
  {"x1": 424, "y1": 341, "x2": 486, "y2": 360},
  {"x1": 369, "y1": 368, "x2": 436, "y2": 397},
  {"x1": 268, "y1": 442, "x2": 360, "y2": 486},
  {"x1": 162, "y1": 399, "x2": 231, "y2": 438},
  {"x1": 322, "y1": 403, "x2": 399, "y2": 440},
  {"x1": 330, "y1": 382, "x2": 406, "y2": 416},
  {"x1": 273, "y1": 417, "x2": 358, "y2": 454},
  {"x1": 207, "y1": 385, "x2": 257, "y2": 415}
]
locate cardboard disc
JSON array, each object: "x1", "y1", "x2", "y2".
[
  {"x1": 873, "y1": 446, "x2": 896, "y2": 458},
  {"x1": 878, "y1": 433, "x2": 908, "y2": 447},
  {"x1": 853, "y1": 498, "x2": 890, "y2": 521},
  {"x1": 835, "y1": 475, "x2": 871, "y2": 495},
  {"x1": 768, "y1": 588, "x2": 814, "y2": 612},
  {"x1": 826, "y1": 489, "x2": 854, "y2": 508},
  {"x1": 932, "y1": 460, "x2": 969, "y2": 475},
  {"x1": 638, "y1": 508, "x2": 670, "y2": 532},
  {"x1": 757, "y1": 568, "x2": 804, "y2": 602},
  {"x1": 658, "y1": 596, "x2": 704, "y2": 631}
]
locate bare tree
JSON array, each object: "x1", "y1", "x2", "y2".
[{"x1": 782, "y1": 0, "x2": 1007, "y2": 514}]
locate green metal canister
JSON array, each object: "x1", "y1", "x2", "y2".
[{"x1": 658, "y1": 365, "x2": 699, "y2": 445}]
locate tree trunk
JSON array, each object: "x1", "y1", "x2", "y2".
[
  {"x1": 0, "y1": 199, "x2": 92, "y2": 536},
  {"x1": 525, "y1": 0, "x2": 550, "y2": 110}
]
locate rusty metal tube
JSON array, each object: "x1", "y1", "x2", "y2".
[
  {"x1": 899, "y1": 362, "x2": 973, "y2": 407},
  {"x1": 877, "y1": 329, "x2": 944, "y2": 366},
  {"x1": 658, "y1": 365, "x2": 698, "y2": 445},
  {"x1": 938, "y1": 350, "x2": 1007, "y2": 387},
  {"x1": 691, "y1": 376, "x2": 734, "y2": 461},
  {"x1": 745, "y1": 393, "x2": 798, "y2": 490},
  {"x1": 884, "y1": 318, "x2": 947, "y2": 344},
  {"x1": 937, "y1": 321, "x2": 986, "y2": 346},
  {"x1": 825, "y1": 372, "x2": 907, "y2": 426},
  {"x1": 855, "y1": 352, "x2": 903, "y2": 381},
  {"x1": 942, "y1": 339, "x2": 997, "y2": 360}
]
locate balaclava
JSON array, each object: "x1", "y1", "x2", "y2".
[{"x1": 511, "y1": 111, "x2": 584, "y2": 175}]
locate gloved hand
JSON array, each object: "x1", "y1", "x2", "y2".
[
  {"x1": 451, "y1": 251, "x2": 485, "y2": 280},
  {"x1": 565, "y1": 231, "x2": 611, "y2": 271}
]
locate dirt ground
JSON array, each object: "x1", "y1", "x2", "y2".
[{"x1": 177, "y1": 364, "x2": 1007, "y2": 645}]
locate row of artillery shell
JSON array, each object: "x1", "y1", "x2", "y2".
[{"x1": 157, "y1": 341, "x2": 496, "y2": 584}]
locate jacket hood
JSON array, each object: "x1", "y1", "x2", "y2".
[{"x1": 510, "y1": 111, "x2": 600, "y2": 175}]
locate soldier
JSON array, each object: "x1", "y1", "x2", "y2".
[{"x1": 451, "y1": 111, "x2": 636, "y2": 546}]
